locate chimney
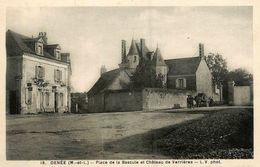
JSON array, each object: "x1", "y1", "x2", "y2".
[
  {"x1": 140, "y1": 38, "x2": 145, "y2": 56},
  {"x1": 199, "y1": 43, "x2": 204, "y2": 58},
  {"x1": 121, "y1": 40, "x2": 126, "y2": 63},
  {"x1": 100, "y1": 65, "x2": 107, "y2": 76},
  {"x1": 38, "y1": 32, "x2": 48, "y2": 44}
]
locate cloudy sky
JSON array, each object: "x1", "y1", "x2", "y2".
[{"x1": 6, "y1": 7, "x2": 253, "y2": 92}]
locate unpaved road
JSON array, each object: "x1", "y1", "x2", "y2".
[{"x1": 7, "y1": 110, "x2": 205, "y2": 160}]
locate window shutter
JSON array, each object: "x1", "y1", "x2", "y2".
[
  {"x1": 42, "y1": 67, "x2": 45, "y2": 79},
  {"x1": 54, "y1": 70, "x2": 57, "y2": 82},
  {"x1": 176, "y1": 79, "x2": 179, "y2": 88},
  {"x1": 58, "y1": 70, "x2": 60, "y2": 81},
  {"x1": 39, "y1": 66, "x2": 43, "y2": 79},
  {"x1": 60, "y1": 70, "x2": 62, "y2": 81},
  {"x1": 35, "y1": 66, "x2": 38, "y2": 78},
  {"x1": 54, "y1": 70, "x2": 56, "y2": 81},
  {"x1": 183, "y1": 78, "x2": 187, "y2": 88}
]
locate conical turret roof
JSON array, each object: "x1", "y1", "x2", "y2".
[
  {"x1": 128, "y1": 39, "x2": 139, "y2": 55},
  {"x1": 152, "y1": 47, "x2": 166, "y2": 66}
]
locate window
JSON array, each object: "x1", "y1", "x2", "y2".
[
  {"x1": 45, "y1": 92, "x2": 50, "y2": 106},
  {"x1": 25, "y1": 85, "x2": 32, "y2": 105},
  {"x1": 54, "y1": 69, "x2": 62, "y2": 82},
  {"x1": 35, "y1": 66, "x2": 45, "y2": 79},
  {"x1": 179, "y1": 79, "x2": 184, "y2": 88},
  {"x1": 176, "y1": 78, "x2": 186, "y2": 89},
  {"x1": 134, "y1": 56, "x2": 137, "y2": 62},
  {"x1": 37, "y1": 44, "x2": 43, "y2": 55},
  {"x1": 60, "y1": 93, "x2": 64, "y2": 106}
]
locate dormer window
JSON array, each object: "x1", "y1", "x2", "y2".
[
  {"x1": 38, "y1": 45, "x2": 43, "y2": 55},
  {"x1": 36, "y1": 42, "x2": 44, "y2": 56}
]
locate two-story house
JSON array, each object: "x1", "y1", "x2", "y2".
[{"x1": 6, "y1": 30, "x2": 72, "y2": 114}]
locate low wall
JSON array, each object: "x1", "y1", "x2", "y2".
[
  {"x1": 104, "y1": 90, "x2": 142, "y2": 112},
  {"x1": 234, "y1": 86, "x2": 252, "y2": 105},
  {"x1": 228, "y1": 81, "x2": 253, "y2": 106},
  {"x1": 142, "y1": 88, "x2": 195, "y2": 111}
]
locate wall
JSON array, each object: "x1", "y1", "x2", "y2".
[
  {"x1": 228, "y1": 81, "x2": 253, "y2": 106},
  {"x1": 19, "y1": 54, "x2": 70, "y2": 114},
  {"x1": 234, "y1": 86, "x2": 252, "y2": 106},
  {"x1": 104, "y1": 90, "x2": 142, "y2": 112},
  {"x1": 88, "y1": 93, "x2": 105, "y2": 113},
  {"x1": 196, "y1": 60, "x2": 213, "y2": 96},
  {"x1": 142, "y1": 88, "x2": 195, "y2": 111},
  {"x1": 6, "y1": 56, "x2": 22, "y2": 114}
]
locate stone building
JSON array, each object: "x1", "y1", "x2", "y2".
[
  {"x1": 6, "y1": 30, "x2": 72, "y2": 114},
  {"x1": 88, "y1": 38, "x2": 221, "y2": 112}
]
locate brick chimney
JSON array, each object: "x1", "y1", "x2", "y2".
[
  {"x1": 199, "y1": 43, "x2": 204, "y2": 58},
  {"x1": 140, "y1": 38, "x2": 145, "y2": 56},
  {"x1": 38, "y1": 32, "x2": 48, "y2": 44},
  {"x1": 121, "y1": 40, "x2": 126, "y2": 63}
]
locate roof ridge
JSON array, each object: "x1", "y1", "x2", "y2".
[{"x1": 165, "y1": 56, "x2": 200, "y2": 61}]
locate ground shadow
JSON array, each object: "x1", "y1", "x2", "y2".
[
  {"x1": 103, "y1": 117, "x2": 203, "y2": 159},
  {"x1": 104, "y1": 108, "x2": 253, "y2": 159}
]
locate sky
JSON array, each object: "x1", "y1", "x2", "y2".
[{"x1": 6, "y1": 7, "x2": 253, "y2": 92}]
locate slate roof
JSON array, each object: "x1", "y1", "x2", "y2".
[
  {"x1": 165, "y1": 57, "x2": 202, "y2": 75},
  {"x1": 151, "y1": 48, "x2": 167, "y2": 66},
  {"x1": 128, "y1": 40, "x2": 139, "y2": 55},
  {"x1": 6, "y1": 30, "x2": 68, "y2": 63},
  {"x1": 136, "y1": 42, "x2": 150, "y2": 61},
  {"x1": 88, "y1": 68, "x2": 134, "y2": 96}
]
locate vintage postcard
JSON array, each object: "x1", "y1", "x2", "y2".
[{"x1": 0, "y1": 0, "x2": 259, "y2": 167}]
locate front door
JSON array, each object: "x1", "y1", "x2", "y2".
[{"x1": 54, "y1": 92, "x2": 58, "y2": 112}]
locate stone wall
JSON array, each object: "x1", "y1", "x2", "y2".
[
  {"x1": 234, "y1": 86, "x2": 251, "y2": 105},
  {"x1": 88, "y1": 93, "x2": 105, "y2": 113},
  {"x1": 104, "y1": 90, "x2": 142, "y2": 112},
  {"x1": 142, "y1": 88, "x2": 195, "y2": 111},
  {"x1": 228, "y1": 81, "x2": 253, "y2": 106}
]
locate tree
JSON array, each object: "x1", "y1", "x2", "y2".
[
  {"x1": 227, "y1": 68, "x2": 253, "y2": 86},
  {"x1": 205, "y1": 53, "x2": 229, "y2": 85}
]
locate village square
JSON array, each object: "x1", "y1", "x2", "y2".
[{"x1": 5, "y1": 7, "x2": 253, "y2": 160}]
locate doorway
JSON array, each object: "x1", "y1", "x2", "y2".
[
  {"x1": 9, "y1": 91, "x2": 20, "y2": 114},
  {"x1": 54, "y1": 92, "x2": 58, "y2": 112}
]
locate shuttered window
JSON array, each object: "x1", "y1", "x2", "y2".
[
  {"x1": 60, "y1": 93, "x2": 64, "y2": 106},
  {"x1": 176, "y1": 78, "x2": 186, "y2": 89},
  {"x1": 54, "y1": 69, "x2": 62, "y2": 82},
  {"x1": 35, "y1": 66, "x2": 45, "y2": 79},
  {"x1": 45, "y1": 92, "x2": 50, "y2": 106}
]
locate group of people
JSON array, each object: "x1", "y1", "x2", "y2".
[
  {"x1": 187, "y1": 95, "x2": 195, "y2": 108},
  {"x1": 187, "y1": 94, "x2": 214, "y2": 108}
]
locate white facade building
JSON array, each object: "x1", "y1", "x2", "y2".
[{"x1": 6, "y1": 30, "x2": 72, "y2": 114}]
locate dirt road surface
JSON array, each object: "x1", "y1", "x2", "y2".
[{"x1": 7, "y1": 110, "x2": 205, "y2": 160}]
